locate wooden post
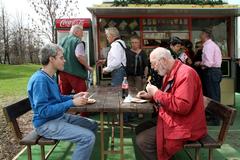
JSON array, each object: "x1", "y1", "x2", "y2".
[
  {"x1": 100, "y1": 111, "x2": 105, "y2": 160},
  {"x1": 40, "y1": 145, "x2": 45, "y2": 160},
  {"x1": 119, "y1": 112, "x2": 124, "y2": 160},
  {"x1": 195, "y1": 148, "x2": 200, "y2": 160},
  {"x1": 111, "y1": 115, "x2": 115, "y2": 150},
  {"x1": 208, "y1": 149, "x2": 213, "y2": 160},
  {"x1": 27, "y1": 145, "x2": 32, "y2": 160}
]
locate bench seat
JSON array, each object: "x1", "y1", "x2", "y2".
[
  {"x1": 38, "y1": 137, "x2": 58, "y2": 145},
  {"x1": 184, "y1": 141, "x2": 202, "y2": 148},
  {"x1": 199, "y1": 134, "x2": 221, "y2": 148}
]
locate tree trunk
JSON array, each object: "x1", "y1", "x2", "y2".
[{"x1": 2, "y1": 8, "x2": 10, "y2": 64}]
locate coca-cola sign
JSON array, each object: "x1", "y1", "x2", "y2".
[{"x1": 55, "y1": 18, "x2": 91, "y2": 29}]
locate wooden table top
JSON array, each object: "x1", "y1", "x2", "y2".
[{"x1": 68, "y1": 86, "x2": 154, "y2": 113}]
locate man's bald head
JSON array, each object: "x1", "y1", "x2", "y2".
[{"x1": 150, "y1": 47, "x2": 175, "y2": 76}]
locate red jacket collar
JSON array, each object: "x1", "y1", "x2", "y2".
[{"x1": 162, "y1": 60, "x2": 182, "y2": 90}]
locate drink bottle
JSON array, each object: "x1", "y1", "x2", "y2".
[{"x1": 121, "y1": 77, "x2": 128, "y2": 99}]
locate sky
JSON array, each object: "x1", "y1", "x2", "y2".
[
  {"x1": 1, "y1": 0, "x2": 240, "y2": 19},
  {"x1": 0, "y1": 0, "x2": 104, "y2": 18}
]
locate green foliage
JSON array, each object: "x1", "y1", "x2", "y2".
[{"x1": 113, "y1": 0, "x2": 226, "y2": 6}]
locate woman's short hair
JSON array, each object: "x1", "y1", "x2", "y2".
[
  {"x1": 169, "y1": 36, "x2": 183, "y2": 46},
  {"x1": 105, "y1": 27, "x2": 120, "y2": 38},
  {"x1": 38, "y1": 43, "x2": 63, "y2": 65},
  {"x1": 183, "y1": 40, "x2": 193, "y2": 49}
]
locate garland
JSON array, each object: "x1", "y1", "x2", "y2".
[{"x1": 113, "y1": 0, "x2": 226, "y2": 6}]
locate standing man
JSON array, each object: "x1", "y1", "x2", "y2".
[
  {"x1": 102, "y1": 27, "x2": 127, "y2": 86},
  {"x1": 27, "y1": 43, "x2": 98, "y2": 160},
  {"x1": 59, "y1": 24, "x2": 93, "y2": 94},
  {"x1": 59, "y1": 24, "x2": 93, "y2": 116},
  {"x1": 136, "y1": 47, "x2": 207, "y2": 160},
  {"x1": 195, "y1": 28, "x2": 222, "y2": 125}
]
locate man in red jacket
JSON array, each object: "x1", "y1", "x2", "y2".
[{"x1": 136, "y1": 47, "x2": 207, "y2": 160}]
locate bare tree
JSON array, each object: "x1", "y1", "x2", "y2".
[
  {"x1": 0, "y1": 14, "x2": 2, "y2": 64},
  {"x1": 0, "y1": 3, "x2": 43, "y2": 65},
  {"x1": 28, "y1": 0, "x2": 80, "y2": 43},
  {"x1": 9, "y1": 13, "x2": 43, "y2": 64},
  {"x1": 25, "y1": 22, "x2": 43, "y2": 63},
  {"x1": 1, "y1": 6, "x2": 10, "y2": 64}
]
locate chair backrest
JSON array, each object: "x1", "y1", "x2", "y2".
[
  {"x1": 3, "y1": 98, "x2": 31, "y2": 139},
  {"x1": 203, "y1": 97, "x2": 237, "y2": 144}
]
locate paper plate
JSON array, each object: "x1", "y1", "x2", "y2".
[{"x1": 131, "y1": 98, "x2": 148, "y2": 103}]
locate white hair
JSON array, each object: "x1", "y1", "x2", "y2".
[
  {"x1": 105, "y1": 27, "x2": 120, "y2": 38},
  {"x1": 70, "y1": 24, "x2": 83, "y2": 34},
  {"x1": 150, "y1": 47, "x2": 174, "y2": 61}
]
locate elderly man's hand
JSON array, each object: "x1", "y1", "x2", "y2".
[
  {"x1": 73, "y1": 97, "x2": 88, "y2": 106},
  {"x1": 88, "y1": 66, "x2": 93, "y2": 72},
  {"x1": 146, "y1": 83, "x2": 158, "y2": 97},
  {"x1": 136, "y1": 90, "x2": 152, "y2": 99},
  {"x1": 102, "y1": 67, "x2": 109, "y2": 74},
  {"x1": 96, "y1": 59, "x2": 106, "y2": 67}
]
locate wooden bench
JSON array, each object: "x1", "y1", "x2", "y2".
[
  {"x1": 183, "y1": 97, "x2": 237, "y2": 160},
  {"x1": 3, "y1": 98, "x2": 59, "y2": 160}
]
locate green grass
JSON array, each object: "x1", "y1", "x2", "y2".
[{"x1": 0, "y1": 64, "x2": 40, "y2": 100}]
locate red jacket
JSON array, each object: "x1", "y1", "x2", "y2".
[{"x1": 153, "y1": 60, "x2": 207, "y2": 157}]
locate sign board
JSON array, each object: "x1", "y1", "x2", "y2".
[{"x1": 55, "y1": 18, "x2": 91, "y2": 29}]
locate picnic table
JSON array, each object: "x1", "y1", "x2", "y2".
[{"x1": 68, "y1": 86, "x2": 154, "y2": 160}]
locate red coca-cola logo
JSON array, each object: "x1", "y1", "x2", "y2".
[{"x1": 56, "y1": 18, "x2": 90, "y2": 28}]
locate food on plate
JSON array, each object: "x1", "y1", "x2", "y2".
[{"x1": 87, "y1": 98, "x2": 96, "y2": 104}]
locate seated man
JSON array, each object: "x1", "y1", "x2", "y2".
[
  {"x1": 27, "y1": 43, "x2": 98, "y2": 160},
  {"x1": 136, "y1": 47, "x2": 207, "y2": 160}
]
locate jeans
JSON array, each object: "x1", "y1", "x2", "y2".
[
  {"x1": 203, "y1": 68, "x2": 222, "y2": 102},
  {"x1": 36, "y1": 113, "x2": 98, "y2": 160},
  {"x1": 111, "y1": 66, "x2": 126, "y2": 87},
  {"x1": 203, "y1": 68, "x2": 222, "y2": 124}
]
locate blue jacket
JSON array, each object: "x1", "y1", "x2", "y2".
[{"x1": 27, "y1": 70, "x2": 74, "y2": 128}]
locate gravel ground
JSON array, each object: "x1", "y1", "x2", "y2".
[{"x1": 0, "y1": 96, "x2": 33, "y2": 160}]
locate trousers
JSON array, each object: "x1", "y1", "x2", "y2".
[
  {"x1": 136, "y1": 119, "x2": 184, "y2": 160},
  {"x1": 111, "y1": 66, "x2": 126, "y2": 87},
  {"x1": 36, "y1": 113, "x2": 98, "y2": 160},
  {"x1": 202, "y1": 68, "x2": 222, "y2": 123}
]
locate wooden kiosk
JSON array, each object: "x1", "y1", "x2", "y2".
[{"x1": 88, "y1": 3, "x2": 240, "y2": 105}]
